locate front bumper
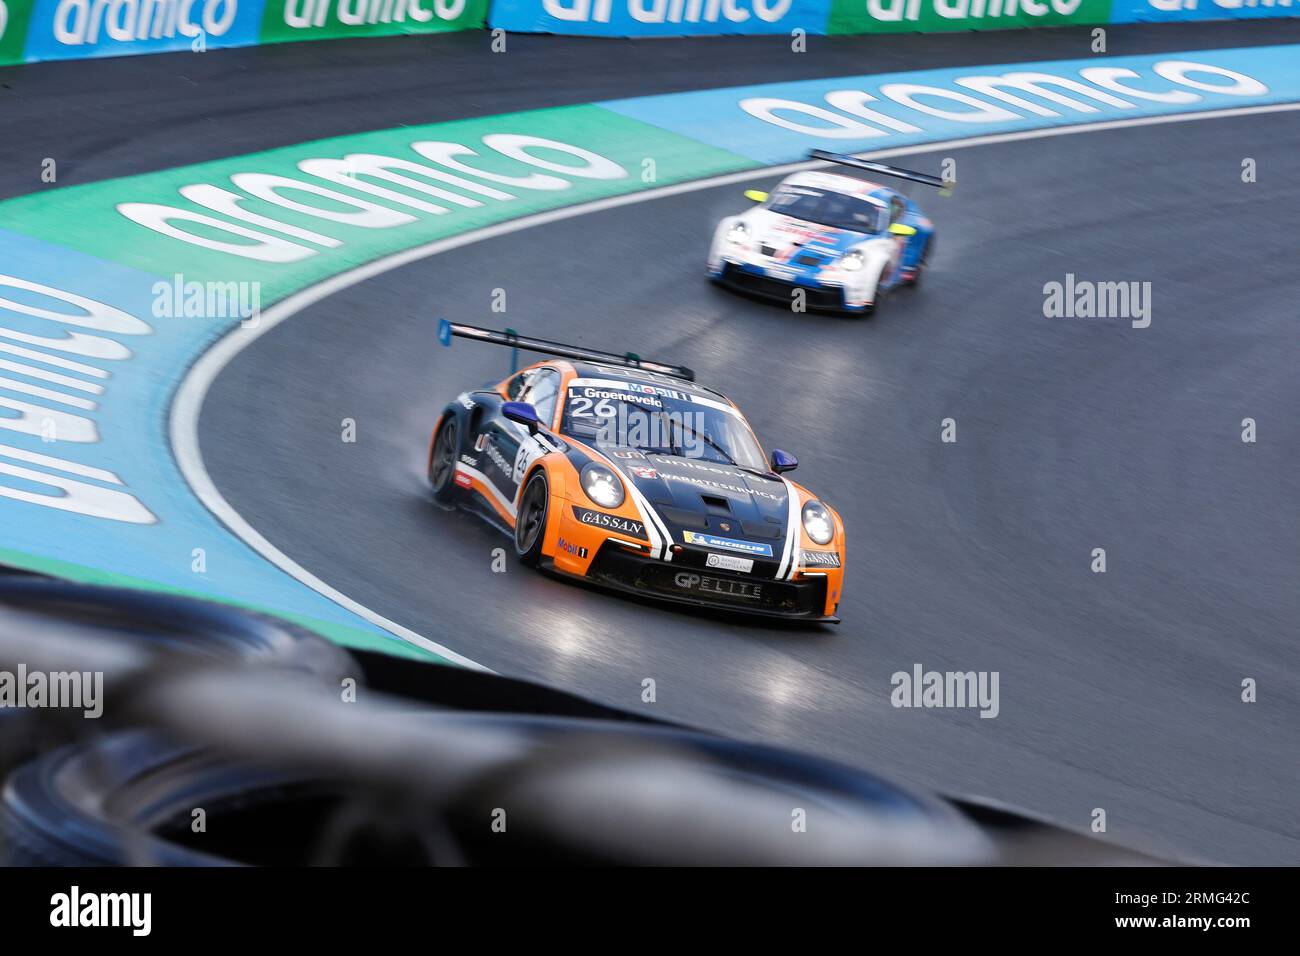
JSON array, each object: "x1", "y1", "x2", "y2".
[
  {"x1": 554, "y1": 539, "x2": 839, "y2": 622},
  {"x1": 712, "y1": 261, "x2": 870, "y2": 314}
]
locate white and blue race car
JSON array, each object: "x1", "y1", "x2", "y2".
[{"x1": 707, "y1": 151, "x2": 946, "y2": 315}]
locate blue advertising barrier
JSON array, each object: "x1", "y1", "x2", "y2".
[
  {"x1": 22, "y1": 0, "x2": 268, "y2": 61},
  {"x1": 1111, "y1": 0, "x2": 1300, "y2": 24},
  {"x1": 487, "y1": 0, "x2": 830, "y2": 35}
]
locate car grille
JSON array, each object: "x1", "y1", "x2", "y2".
[
  {"x1": 720, "y1": 265, "x2": 845, "y2": 310},
  {"x1": 586, "y1": 543, "x2": 828, "y2": 617}
]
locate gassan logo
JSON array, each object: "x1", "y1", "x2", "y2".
[{"x1": 572, "y1": 506, "x2": 647, "y2": 539}]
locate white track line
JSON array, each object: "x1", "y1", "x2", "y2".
[{"x1": 169, "y1": 100, "x2": 1300, "y2": 668}]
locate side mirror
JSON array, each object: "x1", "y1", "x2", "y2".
[
  {"x1": 744, "y1": 189, "x2": 769, "y2": 204},
  {"x1": 770, "y1": 449, "x2": 798, "y2": 474},
  {"x1": 502, "y1": 401, "x2": 542, "y2": 434},
  {"x1": 888, "y1": 223, "x2": 917, "y2": 237}
]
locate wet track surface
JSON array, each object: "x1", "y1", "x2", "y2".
[
  {"x1": 201, "y1": 116, "x2": 1300, "y2": 864},
  {"x1": 6, "y1": 22, "x2": 1299, "y2": 862}
]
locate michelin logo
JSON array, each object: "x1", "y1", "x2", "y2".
[{"x1": 683, "y1": 530, "x2": 773, "y2": 556}]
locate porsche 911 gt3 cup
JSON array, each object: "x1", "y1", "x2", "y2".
[
  {"x1": 708, "y1": 150, "x2": 946, "y2": 315},
  {"x1": 431, "y1": 322, "x2": 847, "y2": 621}
]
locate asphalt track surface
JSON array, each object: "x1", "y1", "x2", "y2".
[{"x1": 6, "y1": 22, "x2": 1299, "y2": 863}]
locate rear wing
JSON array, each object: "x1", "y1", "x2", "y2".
[
  {"x1": 437, "y1": 319, "x2": 695, "y2": 382},
  {"x1": 808, "y1": 149, "x2": 950, "y2": 190}
]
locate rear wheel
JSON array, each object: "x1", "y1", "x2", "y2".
[
  {"x1": 429, "y1": 418, "x2": 460, "y2": 505},
  {"x1": 514, "y1": 471, "x2": 549, "y2": 566}
]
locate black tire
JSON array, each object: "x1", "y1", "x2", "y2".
[
  {"x1": 861, "y1": 269, "x2": 885, "y2": 317},
  {"x1": 0, "y1": 711, "x2": 984, "y2": 866},
  {"x1": 908, "y1": 237, "x2": 932, "y2": 288},
  {"x1": 0, "y1": 578, "x2": 355, "y2": 681},
  {"x1": 428, "y1": 416, "x2": 460, "y2": 505},
  {"x1": 514, "y1": 471, "x2": 549, "y2": 566}
]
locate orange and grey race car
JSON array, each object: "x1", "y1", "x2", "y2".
[{"x1": 428, "y1": 322, "x2": 846, "y2": 621}]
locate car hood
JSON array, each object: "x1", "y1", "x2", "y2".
[
  {"x1": 741, "y1": 210, "x2": 873, "y2": 262},
  {"x1": 604, "y1": 449, "x2": 792, "y2": 559}
]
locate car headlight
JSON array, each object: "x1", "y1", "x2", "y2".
[
  {"x1": 581, "y1": 463, "x2": 625, "y2": 509},
  {"x1": 837, "y1": 250, "x2": 865, "y2": 272},
  {"x1": 726, "y1": 222, "x2": 749, "y2": 244},
  {"x1": 802, "y1": 500, "x2": 835, "y2": 545}
]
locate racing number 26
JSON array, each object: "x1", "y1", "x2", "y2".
[{"x1": 569, "y1": 396, "x2": 619, "y2": 419}]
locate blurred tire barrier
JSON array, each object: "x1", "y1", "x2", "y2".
[
  {"x1": 0, "y1": 732, "x2": 246, "y2": 865},
  {"x1": 0, "y1": 573, "x2": 358, "y2": 770},
  {"x1": 0, "y1": 575, "x2": 357, "y2": 677},
  {"x1": 0, "y1": 715, "x2": 993, "y2": 866}
]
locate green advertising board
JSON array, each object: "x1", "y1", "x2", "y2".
[
  {"x1": 0, "y1": 0, "x2": 35, "y2": 65},
  {"x1": 828, "y1": 0, "x2": 1112, "y2": 34},
  {"x1": 259, "y1": 0, "x2": 489, "y2": 45}
]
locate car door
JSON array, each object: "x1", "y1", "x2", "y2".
[
  {"x1": 882, "y1": 194, "x2": 909, "y2": 290},
  {"x1": 484, "y1": 367, "x2": 561, "y2": 511}
]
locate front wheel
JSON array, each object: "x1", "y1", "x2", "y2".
[
  {"x1": 857, "y1": 271, "x2": 884, "y2": 317},
  {"x1": 428, "y1": 417, "x2": 460, "y2": 505},
  {"x1": 908, "y1": 237, "x2": 932, "y2": 288},
  {"x1": 514, "y1": 471, "x2": 549, "y2": 566}
]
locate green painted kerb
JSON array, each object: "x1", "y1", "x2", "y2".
[{"x1": 0, "y1": 105, "x2": 757, "y2": 304}]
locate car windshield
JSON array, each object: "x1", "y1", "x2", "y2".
[
  {"x1": 768, "y1": 186, "x2": 884, "y2": 233},
  {"x1": 560, "y1": 381, "x2": 768, "y2": 471}
]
